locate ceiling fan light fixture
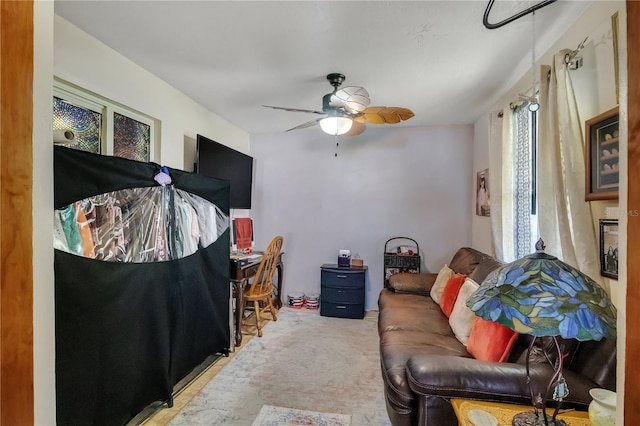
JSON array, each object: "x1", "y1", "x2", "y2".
[{"x1": 319, "y1": 113, "x2": 353, "y2": 136}]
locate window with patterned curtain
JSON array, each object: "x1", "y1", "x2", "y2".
[{"x1": 512, "y1": 103, "x2": 538, "y2": 258}]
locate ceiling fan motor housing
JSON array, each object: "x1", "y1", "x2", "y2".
[
  {"x1": 322, "y1": 73, "x2": 347, "y2": 113},
  {"x1": 322, "y1": 93, "x2": 338, "y2": 113},
  {"x1": 326, "y1": 73, "x2": 346, "y2": 89}
]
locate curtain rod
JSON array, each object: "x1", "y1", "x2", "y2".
[
  {"x1": 565, "y1": 37, "x2": 588, "y2": 69},
  {"x1": 499, "y1": 37, "x2": 587, "y2": 118},
  {"x1": 483, "y1": 0, "x2": 557, "y2": 30}
]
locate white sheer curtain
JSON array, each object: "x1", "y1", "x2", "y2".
[
  {"x1": 538, "y1": 50, "x2": 603, "y2": 284},
  {"x1": 489, "y1": 103, "x2": 515, "y2": 262}
]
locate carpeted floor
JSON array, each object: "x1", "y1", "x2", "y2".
[{"x1": 161, "y1": 308, "x2": 391, "y2": 425}]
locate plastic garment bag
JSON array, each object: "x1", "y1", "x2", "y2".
[{"x1": 54, "y1": 186, "x2": 229, "y2": 262}]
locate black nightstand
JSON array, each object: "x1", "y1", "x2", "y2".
[{"x1": 320, "y1": 264, "x2": 367, "y2": 319}]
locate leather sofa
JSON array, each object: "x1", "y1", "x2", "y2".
[{"x1": 378, "y1": 247, "x2": 617, "y2": 426}]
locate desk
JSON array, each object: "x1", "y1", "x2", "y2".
[
  {"x1": 230, "y1": 252, "x2": 284, "y2": 347},
  {"x1": 451, "y1": 399, "x2": 590, "y2": 426}
]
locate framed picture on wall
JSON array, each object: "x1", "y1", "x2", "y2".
[
  {"x1": 476, "y1": 169, "x2": 490, "y2": 217},
  {"x1": 599, "y1": 219, "x2": 619, "y2": 280},
  {"x1": 585, "y1": 107, "x2": 619, "y2": 201}
]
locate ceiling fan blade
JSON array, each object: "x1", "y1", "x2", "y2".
[
  {"x1": 358, "y1": 107, "x2": 415, "y2": 124},
  {"x1": 263, "y1": 105, "x2": 325, "y2": 115},
  {"x1": 286, "y1": 119, "x2": 320, "y2": 132},
  {"x1": 330, "y1": 86, "x2": 371, "y2": 114},
  {"x1": 344, "y1": 121, "x2": 366, "y2": 136}
]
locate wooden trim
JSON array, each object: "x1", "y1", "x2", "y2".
[
  {"x1": 627, "y1": 1, "x2": 640, "y2": 424},
  {"x1": 0, "y1": 1, "x2": 35, "y2": 424}
]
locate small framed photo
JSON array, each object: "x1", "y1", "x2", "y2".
[
  {"x1": 599, "y1": 219, "x2": 619, "y2": 280},
  {"x1": 585, "y1": 107, "x2": 619, "y2": 201},
  {"x1": 476, "y1": 169, "x2": 490, "y2": 217}
]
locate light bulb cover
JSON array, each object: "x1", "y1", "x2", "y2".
[{"x1": 319, "y1": 112, "x2": 353, "y2": 135}]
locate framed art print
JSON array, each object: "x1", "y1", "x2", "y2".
[
  {"x1": 586, "y1": 107, "x2": 619, "y2": 201},
  {"x1": 476, "y1": 169, "x2": 490, "y2": 217},
  {"x1": 599, "y1": 219, "x2": 619, "y2": 280}
]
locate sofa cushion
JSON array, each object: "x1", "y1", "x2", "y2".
[
  {"x1": 448, "y1": 277, "x2": 480, "y2": 346},
  {"x1": 468, "y1": 257, "x2": 504, "y2": 284},
  {"x1": 379, "y1": 290, "x2": 454, "y2": 336},
  {"x1": 448, "y1": 247, "x2": 486, "y2": 276},
  {"x1": 467, "y1": 317, "x2": 519, "y2": 362},
  {"x1": 430, "y1": 264, "x2": 453, "y2": 304},
  {"x1": 440, "y1": 273, "x2": 465, "y2": 317},
  {"x1": 388, "y1": 272, "x2": 436, "y2": 295}
]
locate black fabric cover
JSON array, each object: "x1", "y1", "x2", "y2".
[
  {"x1": 54, "y1": 146, "x2": 230, "y2": 426},
  {"x1": 54, "y1": 145, "x2": 229, "y2": 213}
]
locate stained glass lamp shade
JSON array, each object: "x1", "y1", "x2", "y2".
[{"x1": 467, "y1": 240, "x2": 616, "y2": 426}]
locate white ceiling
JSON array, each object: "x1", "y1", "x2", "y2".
[{"x1": 54, "y1": 0, "x2": 592, "y2": 135}]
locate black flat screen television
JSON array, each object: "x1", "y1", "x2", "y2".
[{"x1": 196, "y1": 134, "x2": 253, "y2": 209}]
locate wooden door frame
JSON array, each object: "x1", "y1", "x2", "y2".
[
  {"x1": 626, "y1": 1, "x2": 639, "y2": 424},
  {"x1": 0, "y1": 1, "x2": 35, "y2": 424}
]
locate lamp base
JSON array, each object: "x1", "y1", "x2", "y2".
[{"x1": 512, "y1": 411, "x2": 568, "y2": 426}]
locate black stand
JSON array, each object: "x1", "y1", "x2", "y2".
[
  {"x1": 512, "y1": 411, "x2": 567, "y2": 426},
  {"x1": 513, "y1": 336, "x2": 568, "y2": 426}
]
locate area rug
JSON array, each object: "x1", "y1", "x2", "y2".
[
  {"x1": 168, "y1": 308, "x2": 391, "y2": 425},
  {"x1": 251, "y1": 404, "x2": 350, "y2": 426}
]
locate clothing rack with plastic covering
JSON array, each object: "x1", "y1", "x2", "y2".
[{"x1": 54, "y1": 145, "x2": 231, "y2": 426}]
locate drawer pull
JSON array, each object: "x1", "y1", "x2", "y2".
[
  {"x1": 336, "y1": 305, "x2": 347, "y2": 309},
  {"x1": 336, "y1": 275, "x2": 348, "y2": 278}
]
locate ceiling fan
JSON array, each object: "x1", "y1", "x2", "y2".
[{"x1": 263, "y1": 73, "x2": 414, "y2": 136}]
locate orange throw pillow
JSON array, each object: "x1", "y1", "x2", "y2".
[
  {"x1": 439, "y1": 273, "x2": 466, "y2": 317},
  {"x1": 467, "y1": 317, "x2": 519, "y2": 362}
]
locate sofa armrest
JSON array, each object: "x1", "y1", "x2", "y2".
[
  {"x1": 408, "y1": 355, "x2": 535, "y2": 402},
  {"x1": 388, "y1": 273, "x2": 436, "y2": 295},
  {"x1": 407, "y1": 355, "x2": 595, "y2": 406},
  {"x1": 406, "y1": 355, "x2": 599, "y2": 426}
]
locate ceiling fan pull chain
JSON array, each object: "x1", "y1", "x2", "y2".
[{"x1": 335, "y1": 137, "x2": 340, "y2": 157}]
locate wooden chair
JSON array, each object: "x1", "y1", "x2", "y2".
[{"x1": 243, "y1": 236, "x2": 283, "y2": 337}]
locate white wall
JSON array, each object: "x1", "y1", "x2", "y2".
[
  {"x1": 471, "y1": 117, "x2": 492, "y2": 254},
  {"x1": 567, "y1": 3, "x2": 622, "y2": 302},
  {"x1": 471, "y1": 1, "x2": 626, "y2": 421},
  {"x1": 54, "y1": 16, "x2": 250, "y2": 168},
  {"x1": 250, "y1": 125, "x2": 473, "y2": 310},
  {"x1": 472, "y1": 1, "x2": 623, "y2": 297}
]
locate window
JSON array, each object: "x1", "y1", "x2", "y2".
[
  {"x1": 53, "y1": 96, "x2": 102, "y2": 154},
  {"x1": 53, "y1": 79, "x2": 157, "y2": 162},
  {"x1": 512, "y1": 103, "x2": 538, "y2": 258},
  {"x1": 113, "y1": 112, "x2": 151, "y2": 162}
]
